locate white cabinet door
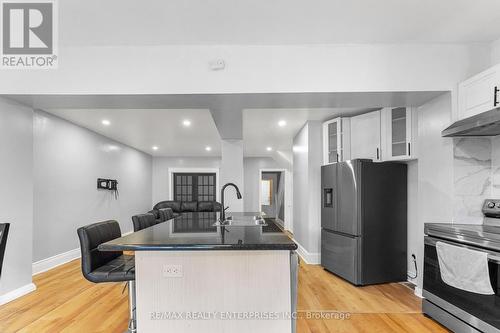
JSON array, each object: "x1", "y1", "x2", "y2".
[
  {"x1": 322, "y1": 118, "x2": 351, "y2": 164},
  {"x1": 382, "y1": 107, "x2": 415, "y2": 160},
  {"x1": 458, "y1": 65, "x2": 500, "y2": 120},
  {"x1": 350, "y1": 110, "x2": 381, "y2": 161}
]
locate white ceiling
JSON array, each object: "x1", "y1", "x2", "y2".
[
  {"x1": 60, "y1": 0, "x2": 500, "y2": 46},
  {"x1": 243, "y1": 108, "x2": 376, "y2": 156},
  {"x1": 13, "y1": 91, "x2": 445, "y2": 157},
  {"x1": 43, "y1": 107, "x2": 376, "y2": 157},
  {"x1": 44, "y1": 109, "x2": 222, "y2": 157}
]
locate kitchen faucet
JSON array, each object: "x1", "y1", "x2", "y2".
[{"x1": 220, "y1": 183, "x2": 242, "y2": 222}]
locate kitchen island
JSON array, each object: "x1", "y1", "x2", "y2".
[{"x1": 99, "y1": 212, "x2": 298, "y2": 333}]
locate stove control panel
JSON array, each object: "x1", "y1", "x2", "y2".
[{"x1": 483, "y1": 199, "x2": 500, "y2": 218}]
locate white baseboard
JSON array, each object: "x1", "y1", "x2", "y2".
[
  {"x1": 406, "y1": 272, "x2": 423, "y2": 298},
  {"x1": 32, "y1": 248, "x2": 81, "y2": 275},
  {"x1": 0, "y1": 283, "x2": 36, "y2": 306},
  {"x1": 414, "y1": 286, "x2": 423, "y2": 298},
  {"x1": 32, "y1": 231, "x2": 133, "y2": 276},
  {"x1": 294, "y1": 240, "x2": 321, "y2": 264}
]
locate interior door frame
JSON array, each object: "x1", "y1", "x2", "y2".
[
  {"x1": 168, "y1": 168, "x2": 220, "y2": 201},
  {"x1": 258, "y1": 168, "x2": 292, "y2": 232}
]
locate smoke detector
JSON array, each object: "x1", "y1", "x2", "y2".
[{"x1": 209, "y1": 59, "x2": 225, "y2": 71}]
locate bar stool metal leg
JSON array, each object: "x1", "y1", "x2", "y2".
[{"x1": 126, "y1": 281, "x2": 137, "y2": 333}]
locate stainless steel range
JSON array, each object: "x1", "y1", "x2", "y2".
[{"x1": 423, "y1": 199, "x2": 500, "y2": 333}]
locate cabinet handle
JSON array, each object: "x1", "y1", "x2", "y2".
[
  {"x1": 376, "y1": 148, "x2": 380, "y2": 160},
  {"x1": 336, "y1": 153, "x2": 339, "y2": 162},
  {"x1": 495, "y1": 86, "x2": 499, "y2": 107},
  {"x1": 408, "y1": 142, "x2": 411, "y2": 156}
]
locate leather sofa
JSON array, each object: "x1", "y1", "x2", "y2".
[{"x1": 149, "y1": 200, "x2": 222, "y2": 219}]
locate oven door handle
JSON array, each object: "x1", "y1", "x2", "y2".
[{"x1": 425, "y1": 236, "x2": 500, "y2": 264}]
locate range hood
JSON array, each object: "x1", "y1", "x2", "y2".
[{"x1": 442, "y1": 107, "x2": 500, "y2": 137}]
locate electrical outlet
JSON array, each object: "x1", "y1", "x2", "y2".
[{"x1": 163, "y1": 264, "x2": 183, "y2": 278}]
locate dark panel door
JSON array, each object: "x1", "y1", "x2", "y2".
[
  {"x1": 337, "y1": 161, "x2": 360, "y2": 236},
  {"x1": 321, "y1": 164, "x2": 337, "y2": 231},
  {"x1": 173, "y1": 173, "x2": 216, "y2": 202}
]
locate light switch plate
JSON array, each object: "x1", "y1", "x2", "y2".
[{"x1": 163, "y1": 264, "x2": 183, "y2": 278}]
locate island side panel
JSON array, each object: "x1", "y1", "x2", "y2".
[{"x1": 135, "y1": 250, "x2": 292, "y2": 333}]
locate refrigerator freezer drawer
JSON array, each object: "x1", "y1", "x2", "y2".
[{"x1": 321, "y1": 230, "x2": 360, "y2": 285}]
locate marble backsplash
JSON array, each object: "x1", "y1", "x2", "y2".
[
  {"x1": 453, "y1": 137, "x2": 500, "y2": 224},
  {"x1": 492, "y1": 136, "x2": 500, "y2": 198}
]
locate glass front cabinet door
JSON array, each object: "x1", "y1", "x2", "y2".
[
  {"x1": 322, "y1": 117, "x2": 350, "y2": 165},
  {"x1": 381, "y1": 107, "x2": 416, "y2": 161}
]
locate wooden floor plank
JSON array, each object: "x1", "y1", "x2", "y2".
[{"x1": 0, "y1": 258, "x2": 448, "y2": 333}]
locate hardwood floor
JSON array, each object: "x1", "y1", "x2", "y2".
[
  {"x1": 297, "y1": 263, "x2": 448, "y2": 332},
  {"x1": 0, "y1": 259, "x2": 448, "y2": 333}
]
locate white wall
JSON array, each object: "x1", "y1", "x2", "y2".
[
  {"x1": 0, "y1": 98, "x2": 34, "y2": 300},
  {"x1": 0, "y1": 44, "x2": 491, "y2": 94},
  {"x1": 307, "y1": 122, "x2": 323, "y2": 255},
  {"x1": 292, "y1": 121, "x2": 322, "y2": 262},
  {"x1": 33, "y1": 111, "x2": 153, "y2": 262},
  {"x1": 414, "y1": 93, "x2": 455, "y2": 290},
  {"x1": 491, "y1": 38, "x2": 500, "y2": 65},
  {"x1": 152, "y1": 156, "x2": 221, "y2": 205},
  {"x1": 293, "y1": 125, "x2": 309, "y2": 253},
  {"x1": 220, "y1": 140, "x2": 244, "y2": 212}
]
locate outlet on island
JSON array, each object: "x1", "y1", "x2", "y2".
[{"x1": 162, "y1": 264, "x2": 183, "y2": 278}]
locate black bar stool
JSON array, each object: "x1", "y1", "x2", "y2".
[
  {"x1": 158, "y1": 207, "x2": 174, "y2": 221},
  {"x1": 132, "y1": 213, "x2": 156, "y2": 232},
  {"x1": 77, "y1": 220, "x2": 136, "y2": 333},
  {"x1": 0, "y1": 223, "x2": 10, "y2": 279},
  {"x1": 147, "y1": 210, "x2": 162, "y2": 223}
]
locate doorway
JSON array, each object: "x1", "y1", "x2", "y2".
[{"x1": 259, "y1": 169, "x2": 286, "y2": 228}]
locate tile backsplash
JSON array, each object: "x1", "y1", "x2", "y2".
[
  {"x1": 492, "y1": 136, "x2": 500, "y2": 198},
  {"x1": 453, "y1": 137, "x2": 499, "y2": 224}
]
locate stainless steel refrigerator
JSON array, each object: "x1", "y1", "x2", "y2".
[{"x1": 321, "y1": 159, "x2": 407, "y2": 286}]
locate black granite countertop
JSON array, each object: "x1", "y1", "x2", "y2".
[{"x1": 98, "y1": 212, "x2": 297, "y2": 252}]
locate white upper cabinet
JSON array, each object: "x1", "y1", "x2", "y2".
[
  {"x1": 380, "y1": 107, "x2": 417, "y2": 161},
  {"x1": 350, "y1": 110, "x2": 381, "y2": 161},
  {"x1": 458, "y1": 64, "x2": 500, "y2": 120},
  {"x1": 322, "y1": 117, "x2": 351, "y2": 164}
]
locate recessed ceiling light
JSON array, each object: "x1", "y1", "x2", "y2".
[
  {"x1": 205, "y1": 146, "x2": 212, "y2": 151},
  {"x1": 278, "y1": 120, "x2": 287, "y2": 127},
  {"x1": 101, "y1": 119, "x2": 111, "y2": 126},
  {"x1": 266, "y1": 147, "x2": 273, "y2": 151},
  {"x1": 152, "y1": 146, "x2": 159, "y2": 151},
  {"x1": 182, "y1": 120, "x2": 192, "y2": 127}
]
